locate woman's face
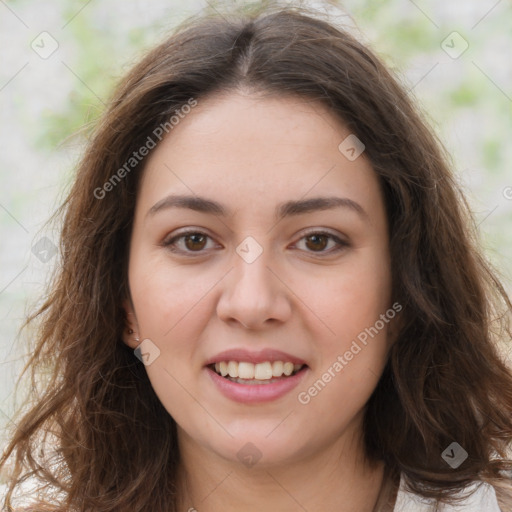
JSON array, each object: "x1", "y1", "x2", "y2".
[{"x1": 124, "y1": 92, "x2": 396, "y2": 467}]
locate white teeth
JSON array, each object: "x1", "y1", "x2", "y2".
[
  {"x1": 211, "y1": 360, "x2": 304, "y2": 379},
  {"x1": 254, "y1": 362, "x2": 273, "y2": 380},
  {"x1": 272, "y1": 361, "x2": 283, "y2": 377},
  {"x1": 283, "y1": 362, "x2": 294, "y2": 376},
  {"x1": 227, "y1": 361, "x2": 238, "y2": 378},
  {"x1": 219, "y1": 361, "x2": 229, "y2": 377},
  {"x1": 238, "y1": 362, "x2": 255, "y2": 379}
]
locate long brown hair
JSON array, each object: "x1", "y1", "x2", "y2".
[{"x1": 2, "y1": 2, "x2": 511, "y2": 510}]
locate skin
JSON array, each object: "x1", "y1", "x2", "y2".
[{"x1": 123, "y1": 91, "x2": 398, "y2": 511}]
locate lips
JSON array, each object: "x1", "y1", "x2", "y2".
[
  {"x1": 204, "y1": 348, "x2": 309, "y2": 403},
  {"x1": 206, "y1": 364, "x2": 308, "y2": 403}
]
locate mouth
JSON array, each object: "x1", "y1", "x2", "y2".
[
  {"x1": 204, "y1": 348, "x2": 310, "y2": 403},
  {"x1": 207, "y1": 360, "x2": 308, "y2": 385}
]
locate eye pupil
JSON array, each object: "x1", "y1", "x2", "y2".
[
  {"x1": 185, "y1": 233, "x2": 207, "y2": 251},
  {"x1": 305, "y1": 234, "x2": 328, "y2": 251}
]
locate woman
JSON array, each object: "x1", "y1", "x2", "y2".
[{"x1": 1, "y1": 2, "x2": 511, "y2": 511}]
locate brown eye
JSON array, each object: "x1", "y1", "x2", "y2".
[
  {"x1": 305, "y1": 234, "x2": 329, "y2": 251},
  {"x1": 184, "y1": 233, "x2": 207, "y2": 251},
  {"x1": 163, "y1": 230, "x2": 216, "y2": 254},
  {"x1": 294, "y1": 231, "x2": 349, "y2": 255}
]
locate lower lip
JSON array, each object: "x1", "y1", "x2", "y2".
[{"x1": 206, "y1": 366, "x2": 309, "y2": 404}]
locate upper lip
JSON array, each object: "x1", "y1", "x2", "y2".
[{"x1": 205, "y1": 348, "x2": 307, "y2": 366}]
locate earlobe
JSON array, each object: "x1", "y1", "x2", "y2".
[{"x1": 121, "y1": 299, "x2": 140, "y2": 349}]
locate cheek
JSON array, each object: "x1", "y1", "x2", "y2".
[
  {"x1": 127, "y1": 253, "x2": 214, "y2": 415},
  {"x1": 296, "y1": 247, "x2": 392, "y2": 348},
  {"x1": 129, "y1": 249, "x2": 217, "y2": 341},
  {"x1": 295, "y1": 248, "x2": 392, "y2": 409},
  {"x1": 296, "y1": 316, "x2": 391, "y2": 437},
  {"x1": 128, "y1": 254, "x2": 214, "y2": 425},
  {"x1": 333, "y1": 269, "x2": 391, "y2": 339}
]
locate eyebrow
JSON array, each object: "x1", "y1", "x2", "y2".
[{"x1": 147, "y1": 194, "x2": 368, "y2": 221}]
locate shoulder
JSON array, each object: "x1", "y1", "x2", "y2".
[{"x1": 393, "y1": 473, "x2": 502, "y2": 512}]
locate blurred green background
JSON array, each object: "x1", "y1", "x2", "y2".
[{"x1": 1, "y1": 0, "x2": 511, "y2": 456}]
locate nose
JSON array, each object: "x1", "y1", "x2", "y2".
[{"x1": 216, "y1": 251, "x2": 292, "y2": 330}]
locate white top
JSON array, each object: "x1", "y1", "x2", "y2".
[
  {"x1": 393, "y1": 473, "x2": 502, "y2": 511},
  {"x1": 1, "y1": 473, "x2": 503, "y2": 511}
]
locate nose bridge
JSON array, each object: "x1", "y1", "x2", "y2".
[
  {"x1": 231, "y1": 233, "x2": 274, "y2": 291},
  {"x1": 216, "y1": 241, "x2": 291, "y2": 328},
  {"x1": 231, "y1": 246, "x2": 276, "y2": 305}
]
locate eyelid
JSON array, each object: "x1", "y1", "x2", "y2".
[{"x1": 295, "y1": 227, "x2": 347, "y2": 240}]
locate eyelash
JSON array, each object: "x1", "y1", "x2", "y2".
[{"x1": 162, "y1": 229, "x2": 349, "y2": 256}]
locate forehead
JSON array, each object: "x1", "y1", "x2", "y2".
[{"x1": 137, "y1": 92, "x2": 383, "y2": 222}]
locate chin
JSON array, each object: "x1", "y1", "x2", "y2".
[{"x1": 201, "y1": 430, "x2": 311, "y2": 469}]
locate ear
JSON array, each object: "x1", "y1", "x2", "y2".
[{"x1": 122, "y1": 298, "x2": 140, "y2": 349}]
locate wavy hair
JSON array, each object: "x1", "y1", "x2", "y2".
[{"x1": 2, "y1": 2, "x2": 512, "y2": 511}]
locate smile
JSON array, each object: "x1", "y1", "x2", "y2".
[
  {"x1": 210, "y1": 360, "x2": 305, "y2": 382},
  {"x1": 205, "y1": 361, "x2": 309, "y2": 403}
]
